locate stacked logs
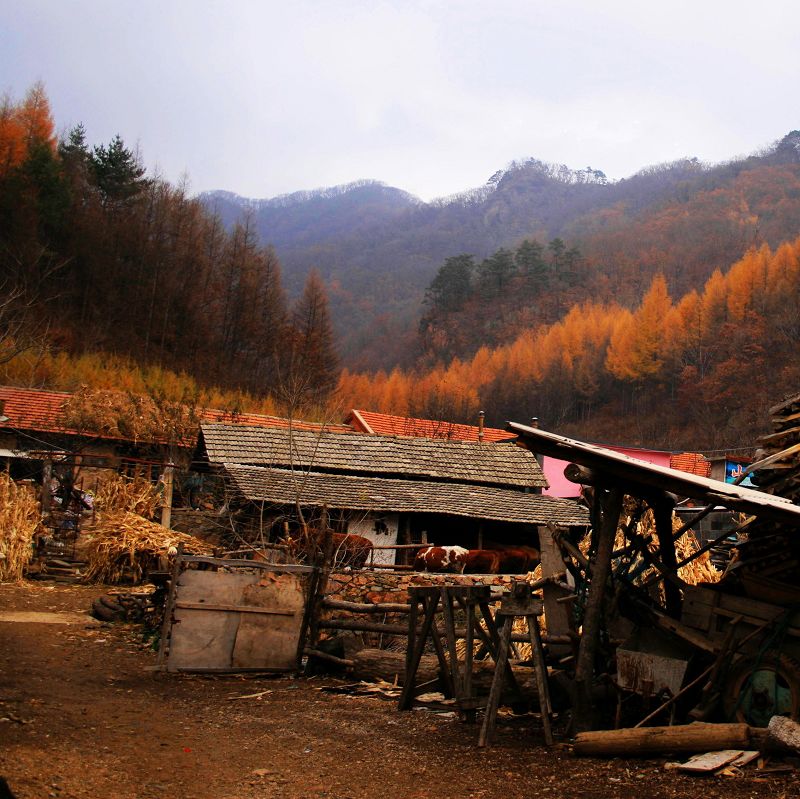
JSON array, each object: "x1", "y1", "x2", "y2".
[{"x1": 729, "y1": 391, "x2": 800, "y2": 605}]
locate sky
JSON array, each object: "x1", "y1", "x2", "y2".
[{"x1": 2, "y1": 0, "x2": 799, "y2": 202}]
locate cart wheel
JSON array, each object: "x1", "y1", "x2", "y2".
[{"x1": 722, "y1": 650, "x2": 800, "y2": 727}]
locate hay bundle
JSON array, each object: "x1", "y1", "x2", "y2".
[
  {"x1": 84, "y1": 511, "x2": 211, "y2": 584},
  {"x1": 93, "y1": 473, "x2": 162, "y2": 519},
  {"x1": 0, "y1": 474, "x2": 41, "y2": 582}
]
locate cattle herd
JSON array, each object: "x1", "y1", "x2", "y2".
[{"x1": 282, "y1": 532, "x2": 541, "y2": 574}]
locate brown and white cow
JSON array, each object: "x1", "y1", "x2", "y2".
[{"x1": 414, "y1": 545, "x2": 469, "y2": 573}]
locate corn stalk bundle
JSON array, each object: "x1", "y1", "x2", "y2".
[
  {"x1": 0, "y1": 474, "x2": 42, "y2": 582},
  {"x1": 93, "y1": 473, "x2": 162, "y2": 519},
  {"x1": 84, "y1": 510, "x2": 211, "y2": 584}
]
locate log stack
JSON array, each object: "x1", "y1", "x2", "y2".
[{"x1": 730, "y1": 392, "x2": 800, "y2": 605}]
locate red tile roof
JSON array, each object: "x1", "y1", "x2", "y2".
[
  {"x1": 0, "y1": 386, "x2": 72, "y2": 434},
  {"x1": 670, "y1": 452, "x2": 712, "y2": 478},
  {"x1": 0, "y1": 386, "x2": 352, "y2": 443},
  {"x1": 345, "y1": 409, "x2": 515, "y2": 442}
]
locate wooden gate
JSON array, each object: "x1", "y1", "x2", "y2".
[{"x1": 160, "y1": 556, "x2": 317, "y2": 673}]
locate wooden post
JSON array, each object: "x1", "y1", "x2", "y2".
[
  {"x1": 160, "y1": 463, "x2": 174, "y2": 529},
  {"x1": 479, "y1": 615, "x2": 514, "y2": 747},
  {"x1": 573, "y1": 487, "x2": 623, "y2": 733},
  {"x1": 528, "y1": 613, "x2": 553, "y2": 745},
  {"x1": 539, "y1": 523, "x2": 575, "y2": 658},
  {"x1": 41, "y1": 456, "x2": 53, "y2": 514},
  {"x1": 653, "y1": 500, "x2": 681, "y2": 618},
  {"x1": 156, "y1": 545, "x2": 184, "y2": 668}
]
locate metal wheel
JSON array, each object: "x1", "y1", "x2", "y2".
[{"x1": 722, "y1": 650, "x2": 800, "y2": 727}]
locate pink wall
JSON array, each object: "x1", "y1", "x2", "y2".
[{"x1": 542, "y1": 447, "x2": 672, "y2": 498}]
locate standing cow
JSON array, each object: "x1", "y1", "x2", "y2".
[{"x1": 414, "y1": 545, "x2": 469, "y2": 573}]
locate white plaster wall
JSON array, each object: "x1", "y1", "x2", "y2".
[{"x1": 347, "y1": 512, "x2": 399, "y2": 565}]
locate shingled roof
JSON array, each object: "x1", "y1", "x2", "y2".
[
  {"x1": 198, "y1": 423, "x2": 547, "y2": 489},
  {"x1": 223, "y1": 464, "x2": 586, "y2": 526}
]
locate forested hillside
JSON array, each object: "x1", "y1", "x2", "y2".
[
  {"x1": 3, "y1": 82, "x2": 800, "y2": 452},
  {"x1": 339, "y1": 240, "x2": 800, "y2": 451},
  {"x1": 210, "y1": 135, "x2": 800, "y2": 371},
  {"x1": 0, "y1": 84, "x2": 340, "y2": 414}
]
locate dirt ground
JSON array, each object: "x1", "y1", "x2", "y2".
[{"x1": 0, "y1": 582, "x2": 797, "y2": 799}]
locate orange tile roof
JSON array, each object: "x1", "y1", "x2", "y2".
[
  {"x1": 0, "y1": 385, "x2": 352, "y2": 444},
  {"x1": 0, "y1": 386, "x2": 72, "y2": 434},
  {"x1": 345, "y1": 409, "x2": 515, "y2": 442},
  {"x1": 670, "y1": 452, "x2": 712, "y2": 478}
]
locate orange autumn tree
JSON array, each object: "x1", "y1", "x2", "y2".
[
  {"x1": 605, "y1": 274, "x2": 673, "y2": 382},
  {"x1": 0, "y1": 82, "x2": 56, "y2": 178}
]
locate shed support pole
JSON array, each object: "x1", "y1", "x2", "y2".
[
  {"x1": 653, "y1": 500, "x2": 682, "y2": 618},
  {"x1": 573, "y1": 486, "x2": 622, "y2": 733}
]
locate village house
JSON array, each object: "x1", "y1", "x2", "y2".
[{"x1": 192, "y1": 421, "x2": 589, "y2": 563}]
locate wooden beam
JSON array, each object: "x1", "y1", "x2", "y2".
[{"x1": 573, "y1": 487, "x2": 622, "y2": 732}]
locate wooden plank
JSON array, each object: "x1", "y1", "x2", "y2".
[
  {"x1": 232, "y1": 575, "x2": 306, "y2": 670},
  {"x1": 174, "y1": 601, "x2": 295, "y2": 616},
  {"x1": 678, "y1": 750, "x2": 744, "y2": 773}
]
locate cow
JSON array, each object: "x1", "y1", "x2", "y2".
[
  {"x1": 484, "y1": 542, "x2": 541, "y2": 574},
  {"x1": 493, "y1": 547, "x2": 535, "y2": 574},
  {"x1": 463, "y1": 549, "x2": 501, "y2": 574},
  {"x1": 331, "y1": 533, "x2": 373, "y2": 569},
  {"x1": 280, "y1": 531, "x2": 373, "y2": 569},
  {"x1": 414, "y1": 545, "x2": 469, "y2": 573}
]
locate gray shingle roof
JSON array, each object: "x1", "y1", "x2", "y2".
[
  {"x1": 199, "y1": 423, "x2": 547, "y2": 489},
  {"x1": 223, "y1": 464, "x2": 587, "y2": 527}
]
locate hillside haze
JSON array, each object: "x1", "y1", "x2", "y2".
[{"x1": 203, "y1": 132, "x2": 800, "y2": 370}]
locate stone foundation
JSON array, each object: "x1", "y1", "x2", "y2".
[{"x1": 327, "y1": 569, "x2": 518, "y2": 605}]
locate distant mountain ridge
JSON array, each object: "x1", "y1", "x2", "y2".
[{"x1": 200, "y1": 132, "x2": 800, "y2": 370}]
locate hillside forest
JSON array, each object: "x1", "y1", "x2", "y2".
[{"x1": 2, "y1": 82, "x2": 800, "y2": 452}]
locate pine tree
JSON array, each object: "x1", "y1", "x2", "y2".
[{"x1": 91, "y1": 134, "x2": 149, "y2": 204}]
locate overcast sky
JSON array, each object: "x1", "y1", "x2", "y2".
[{"x1": 3, "y1": 0, "x2": 799, "y2": 201}]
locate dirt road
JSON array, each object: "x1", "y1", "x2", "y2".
[{"x1": 0, "y1": 582, "x2": 795, "y2": 799}]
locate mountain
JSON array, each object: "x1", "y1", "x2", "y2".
[{"x1": 201, "y1": 132, "x2": 800, "y2": 370}]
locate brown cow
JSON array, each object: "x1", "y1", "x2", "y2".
[
  {"x1": 414, "y1": 545, "x2": 469, "y2": 573},
  {"x1": 494, "y1": 547, "x2": 535, "y2": 574},
  {"x1": 331, "y1": 533, "x2": 373, "y2": 569},
  {"x1": 281, "y1": 531, "x2": 373, "y2": 569},
  {"x1": 463, "y1": 549, "x2": 501, "y2": 574},
  {"x1": 484, "y1": 542, "x2": 541, "y2": 574}
]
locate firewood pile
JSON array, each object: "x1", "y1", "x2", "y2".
[
  {"x1": 84, "y1": 511, "x2": 211, "y2": 584},
  {"x1": 0, "y1": 473, "x2": 42, "y2": 582},
  {"x1": 726, "y1": 391, "x2": 800, "y2": 605}
]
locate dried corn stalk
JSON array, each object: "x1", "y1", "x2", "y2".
[
  {"x1": 0, "y1": 473, "x2": 42, "y2": 582},
  {"x1": 93, "y1": 473, "x2": 162, "y2": 519},
  {"x1": 84, "y1": 510, "x2": 211, "y2": 584}
]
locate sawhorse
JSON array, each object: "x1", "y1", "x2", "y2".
[{"x1": 478, "y1": 581, "x2": 553, "y2": 747}]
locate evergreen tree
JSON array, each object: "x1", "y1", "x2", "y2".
[
  {"x1": 423, "y1": 254, "x2": 474, "y2": 314},
  {"x1": 91, "y1": 134, "x2": 149, "y2": 204},
  {"x1": 515, "y1": 238, "x2": 547, "y2": 280},
  {"x1": 478, "y1": 247, "x2": 516, "y2": 294}
]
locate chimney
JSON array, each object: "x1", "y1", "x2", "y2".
[
  {"x1": 0, "y1": 400, "x2": 7, "y2": 423},
  {"x1": 478, "y1": 410, "x2": 485, "y2": 442}
]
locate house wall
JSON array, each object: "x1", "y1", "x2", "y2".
[
  {"x1": 347, "y1": 512, "x2": 399, "y2": 565},
  {"x1": 543, "y1": 447, "x2": 672, "y2": 498}
]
